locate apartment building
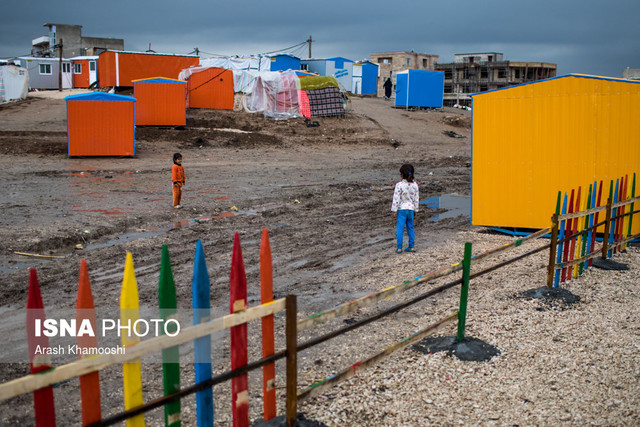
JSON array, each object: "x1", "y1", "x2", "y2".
[
  {"x1": 369, "y1": 51, "x2": 439, "y2": 97},
  {"x1": 32, "y1": 23, "x2": 124, "y2": 59},
  {"x1": 435, "y1": 52, "x2": 556, "y2": 107}
]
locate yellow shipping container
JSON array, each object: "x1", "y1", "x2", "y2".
[{"x1": 470, "y1": 74, "x2": 640, "y2": 233}]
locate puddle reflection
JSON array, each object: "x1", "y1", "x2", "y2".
[{"x1": 420, "y1": 194, "x2": 470, "y2": 221}]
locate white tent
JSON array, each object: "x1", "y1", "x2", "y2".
[
  {"x1": 199, "y1": 56, "x2": 271, "y2": 72},
  {"x1": 0, "y1": 64, "x2": 29, "y2": 103}
]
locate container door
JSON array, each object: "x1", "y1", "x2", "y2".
[
  {"x1": 89, "y1": 61, "x2": 97, "y2": 86},
  {"x1": 62, "y1": 62, "x2": 73, "y2": 88}
]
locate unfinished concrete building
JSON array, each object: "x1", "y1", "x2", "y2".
[
  {"x1": 623, "y1": 68, "x2": 640, "y2": 80},
  {"x1": 435, "y1": 53, "x2": 556, "y2": 107},
  {"x1": 32, "y1": 23, "x2": 124, "y2": 59},
  {"x1": 369, "y1": 51, "x2": 439, "y2": 97}
]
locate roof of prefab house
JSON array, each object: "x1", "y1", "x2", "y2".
[
  {"x1": 18, "y1": 56, "x2": 72, "y2": 62},
  {"x1": 470, "y1": 73, "x2": 640, "y2": 97},
  {"x1": 131, "y1": 77, "x2": 186, "y2": 84},
  {"x1": 64, "y1": 92, "x2": 136, "y2": 102},
  {"x1": 70, "y1": 56, "x2": 99, "y2": 61},
  {"x1": 271, "y1": 53, "x2": 301, "y2": 59},
  {"x1": 99, "y1": 50, "x2": 199, "y2": 58},
  {"x1": 327, "y1": 57, "x2": 354, "y2": 62}
]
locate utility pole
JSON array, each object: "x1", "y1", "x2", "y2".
[
  {"x1": 308, "y1": 35, "x2": 312, "y2": 58},
  {"x1": 195, "y1": 47, "x2": 199, "y2": 56},
  {"x1": 58, "y1": 38, "x2": 63, "y2": 92}
]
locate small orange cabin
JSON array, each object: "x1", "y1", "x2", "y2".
[
  {"x1": 71, "y1": 56, "x2": 98, "y2": 88},
  {"x1": 98, "y1": 51, "x2": 199, "y2": 87},
  {"x1": 65, "y1": 92, "x2": 136, "y2": 157},
  {"x1": 184, "y1": 67, "x2": 234, "y2": 109},
  {"x1": 133, "y1": 77, "x2": 187, "y2": 126}
]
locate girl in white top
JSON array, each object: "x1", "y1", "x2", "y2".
[{"x1": 391, "y1": 164, "x2": 419, "y2": 253}]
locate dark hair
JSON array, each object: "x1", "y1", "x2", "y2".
[
  {"x1": 400, "y1": 164, "x2": 415, "y2": 182},
  {"x1": 173, "y1": 152, "x2": 182, "y2": 162}
]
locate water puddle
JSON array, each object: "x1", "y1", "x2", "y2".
[{"x1": 420, "y1": 194, "x2": 470, "y2": 221}]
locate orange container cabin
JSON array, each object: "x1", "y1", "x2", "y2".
[
  {"x1": 71, "y1": 56, "x2": 98, "y2": 88},
  {"x1": 98, "y1": 51, "x2": 199, "y2": 88},
  {"x1": 184, "y1": 67, "x2": 234, "y2": 109},
  {"x1": 132, "y1": 77, "x2": 187, "y2": 126},
  {"x1": 65, "y1": 92, "x2": 136, "y2": 157}
]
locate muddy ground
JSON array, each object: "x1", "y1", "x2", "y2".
[{"x1": 0, "y1": 90, "x2": 472, "y2": 425}]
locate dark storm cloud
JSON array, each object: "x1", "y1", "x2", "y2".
[{"x1": 1, "y1": 0, "x2": 639, "y2": 76}]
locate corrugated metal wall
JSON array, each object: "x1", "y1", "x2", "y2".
[
  {"x1": 133, "y1": 78, "x2": 186, "y2": 126},
  {"x1": 98, "y1": 51, "x2": 199, "y2": 87},
  {"x1": 471, "y1": 74, "x2": 640, "y2": 232},
  {"x1": 186, "y1": 68, "x2": 234, "y2": 110},
  {"x1": 67, "y1": 95, "x2": 135, "y2": 156}
]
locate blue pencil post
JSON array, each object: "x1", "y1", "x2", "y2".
[
  {"x1": 554, "y1": 192, "x2": 568, "y2": 287},
  {"x1": 192, "y1": 240, "x2": 214, "y2": 427},
  {"x1": 608, "y1": 179, "x2": 619, "y2": 258},
  {"x1": 585, "y1": 181, "x2": 597, "y2": 271}
]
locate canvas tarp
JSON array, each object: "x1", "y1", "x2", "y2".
[
  {"x1": 199, "y1": 56, "x2": 271, "y2": 72},
  {"x1": 0, "y1": 65, "x2": 28, "y2": 103}
]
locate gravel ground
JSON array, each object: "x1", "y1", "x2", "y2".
[{"x1": 290, "y1": 231, "x2": 640, "y2": 426}]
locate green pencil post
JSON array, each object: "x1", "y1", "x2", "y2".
[
  {"x1": 457, "y1": 242, "x2": 472, "y2": 342},
  {"x1": 159, "y1": 245, "x2": 181, "y2": 427}
]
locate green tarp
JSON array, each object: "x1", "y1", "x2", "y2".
[{"x1": 298, "y1": 76, "x2": 339, "y2": 91}]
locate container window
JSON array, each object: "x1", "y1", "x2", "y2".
[
  {"x1": 62, "y1": 63, "x2": 71, "y2": 73},
  {"x1": 89, "y1": 61, "x2": 96, "y2": 71},
  {"x1": 39, "y1": 63, "x2": 52, "y2": 75},
  {"x1": 74, "y1": 63, "x2": 82, "y2": 74}
]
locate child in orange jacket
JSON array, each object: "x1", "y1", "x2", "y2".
[{"x1": 172, "y1": 152, "x2": 185, "y2": 208}]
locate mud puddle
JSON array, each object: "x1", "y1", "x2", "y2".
[{"x1": 421, "y1": 194, "x2": 470, "y2": 221}]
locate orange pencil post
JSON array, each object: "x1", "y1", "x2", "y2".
[
  {"x1": 76, "y1": 260, "x2": 101, "y2": 425},
  {"x1": 26, "y1": 269, "x2": 56, "y2": 427},
  {"x1": 230, "y1": 233, "x2": 249, "y2": 427},
  {"x1": 260, "y1": 229, "x2": 276, "y2": 421}
]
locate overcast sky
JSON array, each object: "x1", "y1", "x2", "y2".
[{"x1": 1, "y1": 0, "x2": 638, "y2": 77}]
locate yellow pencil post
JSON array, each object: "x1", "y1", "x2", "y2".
[{"x1": 120, "y1": 252, "x2": 145, "y2": 427}]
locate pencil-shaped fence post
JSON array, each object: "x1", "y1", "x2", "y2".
[
  {"x1": 608, "y1": 180, "x2": 618, "y2": 258},
  {"x1": 585, "y1": 182, "x2": 597, "y2": 271},
  {"x1": 26, "y1": 268, "x2": 56, "y2": 427},
  {"x1": 285, "y1": 295, "x2": 298, "y2": 427},
  {"x1": 120, "y1": 253, "x2": 145, "y2": 427},
  {"x1": 619, "y1": 176, "x2": 628, "y2": 251},
  {"x1": 457, "y1": 242, "x2": 472, "y2": 342},
  {"x1": 260, "y1": 229, "x2": 277, "y2": 421},
  {"x1": 628, "y1": 173, "x2": 636, "y2": 243},
  {"x1": 192, "y1": 240, "x2": 214, "y2": 427},
  {"x1": 230, "y1": 233, "x2": 249, "y2": 427},
  {"x1": 602, "y1": 198, "x2": 613, "y2": 259},
  {"x1": 561, "y1": 189, "x2": 574, "y2": 283},
  {"x1": 76, "y1": 259, "x2": 101, "y2": 426},
  {"x1": 547, "y1": 214, "x2": 559, "y2": 289},
  {"x1": 569, "y1": 187, "x2": 581, "y2": 280},
  {"x1": 613, "y1": 178, "x2": 621, "y2": 254},
  {"x1": 578, "y1": 184, "x2": 592, "y2": 276},
  {"x1": 159, "y1": 245, "x2": 181, "y2": 427},
  {"x1": 589, "y1": 181, "x2": 603, "y2": 266},
  {"x1": 555, "y1": 193, "x2": 568, "y2": 287}
]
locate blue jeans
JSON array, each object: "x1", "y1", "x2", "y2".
[{"x1": 396, "y1": 210, "x2": 415, "y2": 250}]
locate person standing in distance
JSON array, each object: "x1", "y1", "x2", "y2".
[
  {"x1": 171, "y1": 152, "x2": 185, "y2": 208},
  {"x1": 391, "y1": 164, "x2": 419, "y2": 253}
]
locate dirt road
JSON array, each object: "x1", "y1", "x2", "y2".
[{"x1": 0, "y1": 92, "x2": 472, "y2": 424}]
